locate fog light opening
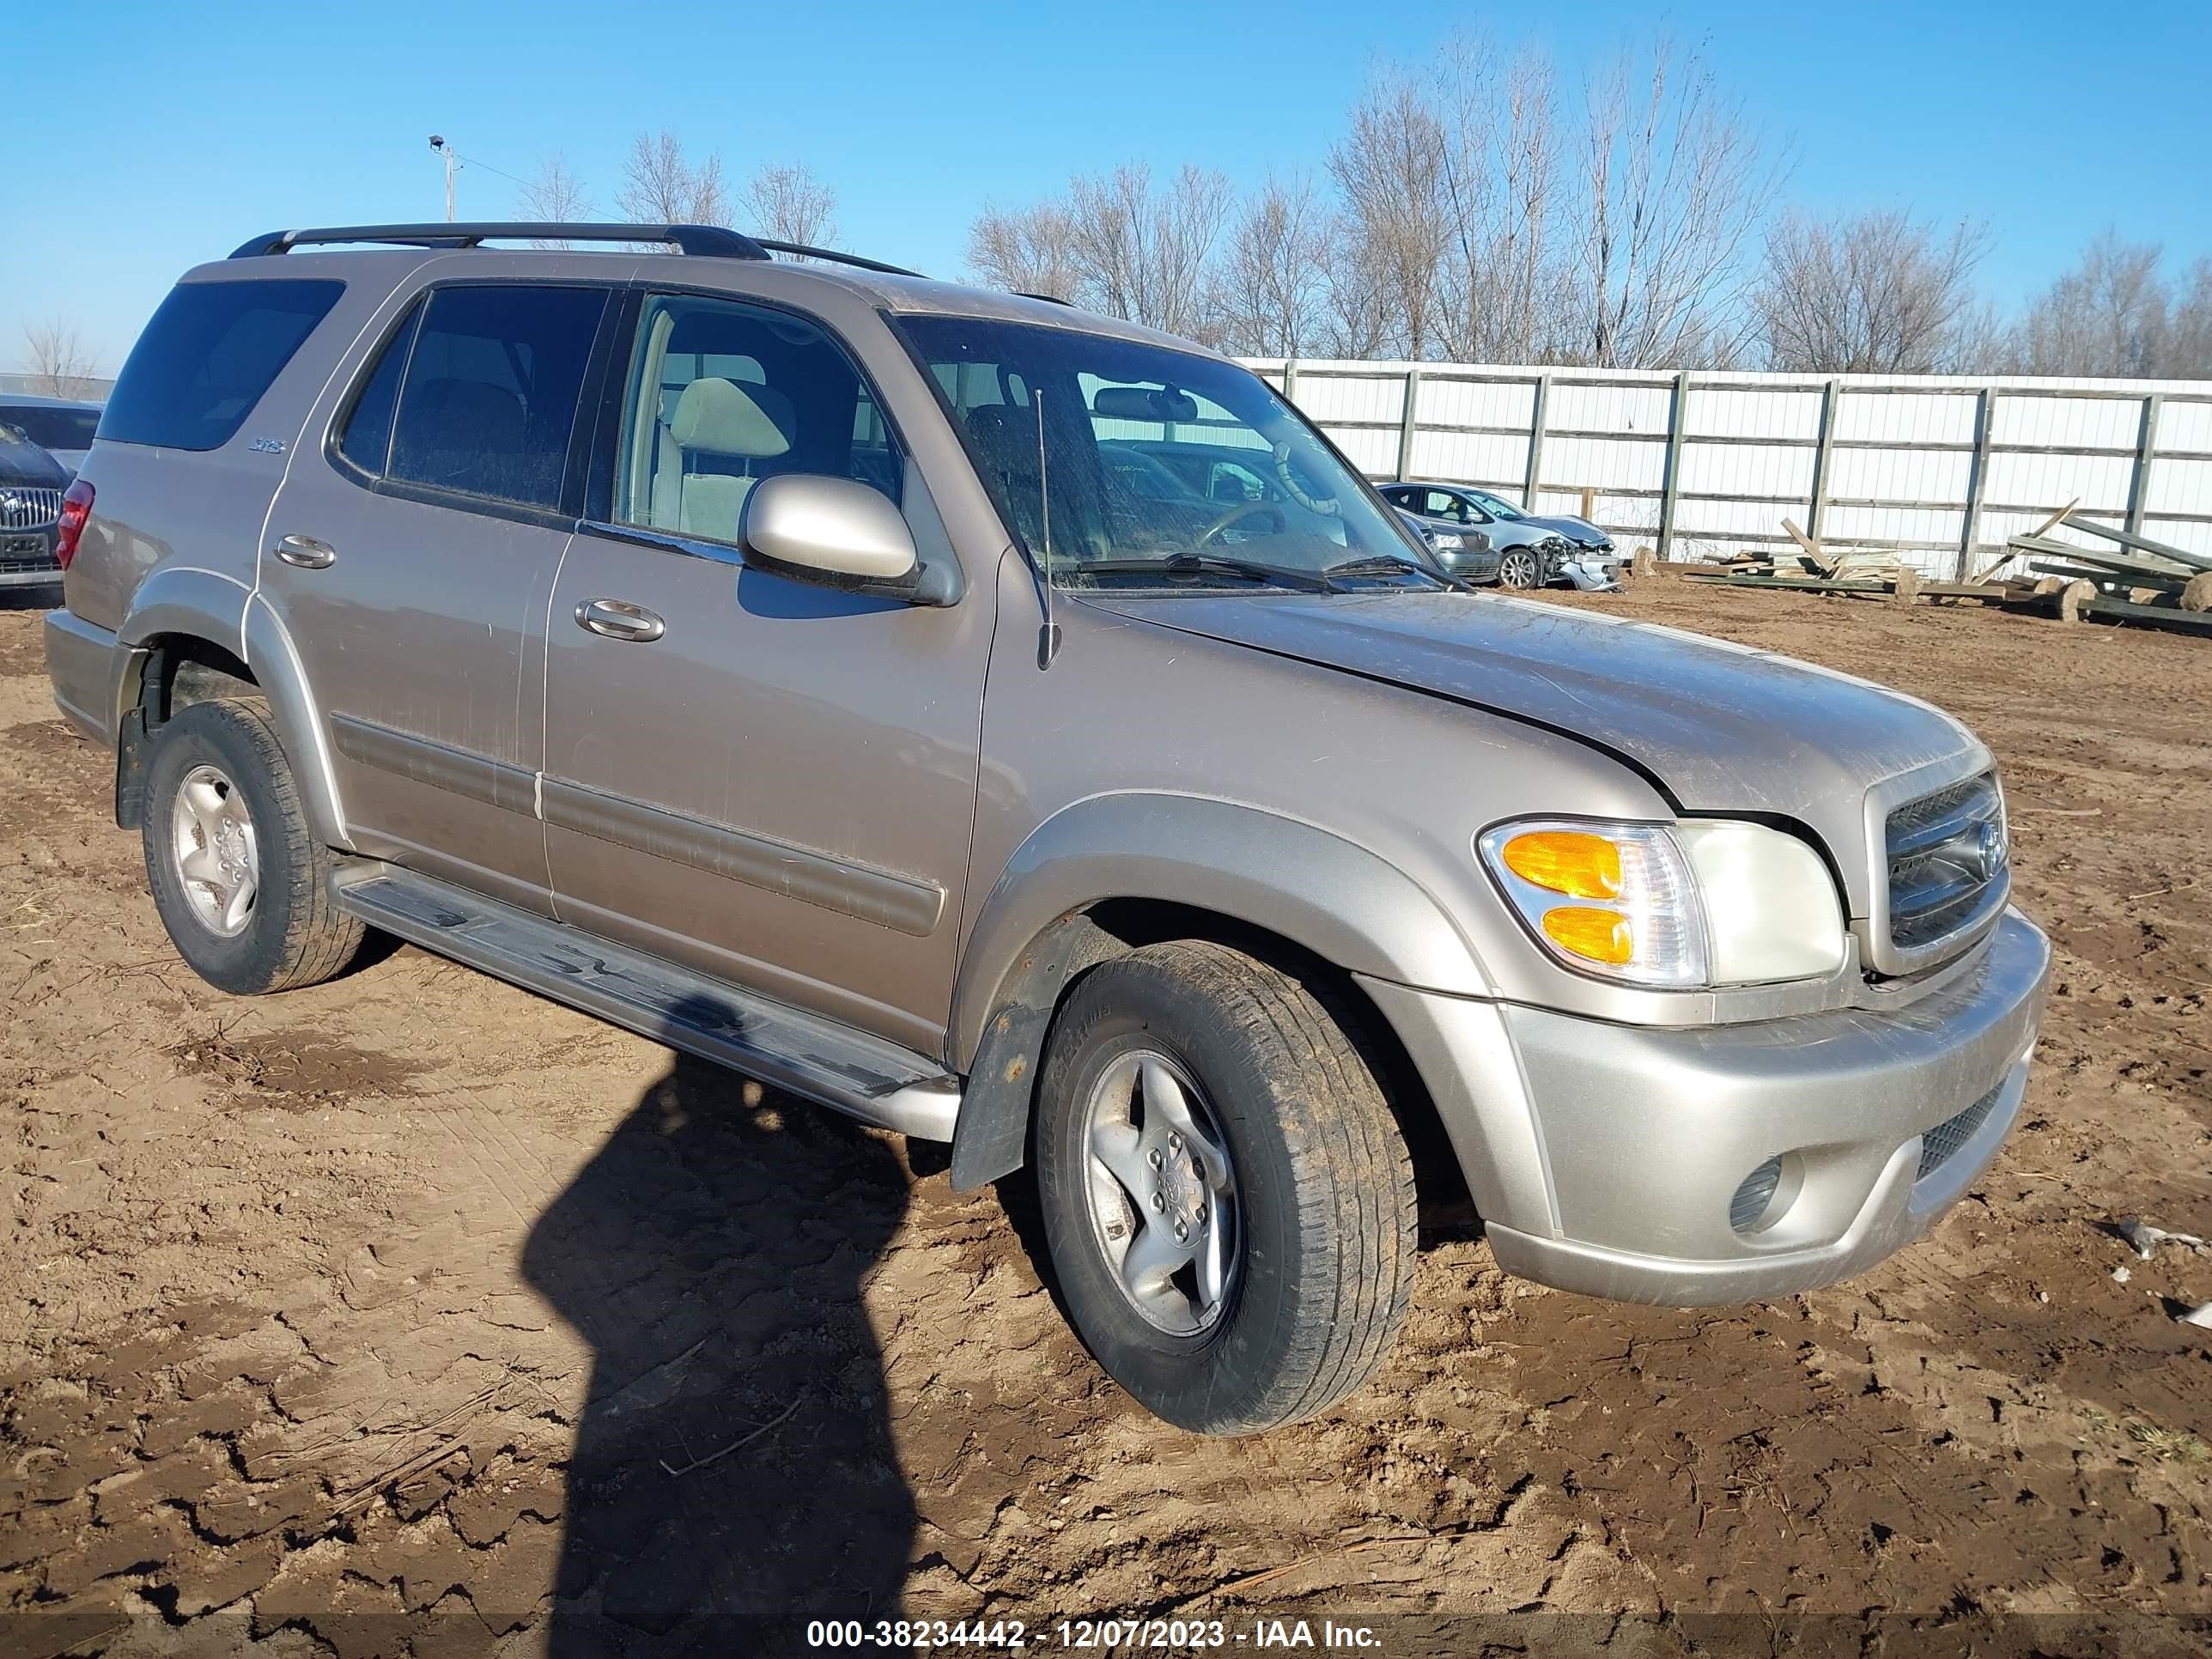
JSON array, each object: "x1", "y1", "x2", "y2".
[{"x1": 1729, "y1": 1154, "x2": 1799, "y2": 1237}]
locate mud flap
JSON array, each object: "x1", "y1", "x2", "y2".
[
  {"x1": 114, "y1": 707, "x2": 153, "y2": 831},
  {"x1": 948, "y1": 912, "x2": 1119, "y2": 1192}
]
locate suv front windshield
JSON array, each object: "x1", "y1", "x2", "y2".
[
  {"x1": 897, "y1": 315, "x2": 1436, "y2": 590},
  {"x1": 1468, "y1": 489, "x2": 1526, "y2": 521}
]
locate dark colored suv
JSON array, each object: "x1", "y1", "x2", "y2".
[{"x1": 0, "y1": 422, "x2": 71, "y2": 592}]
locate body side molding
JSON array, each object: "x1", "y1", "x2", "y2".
[
  {"x1": 330, "y1": 714, "x2": 537, "y2": 817},
  {"x1": 541, "y1": 775, "x2": 946, "y2": 938}
]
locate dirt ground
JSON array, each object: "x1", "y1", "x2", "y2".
[{"x1": 2, "y1": 580, "x2": 2208, "y2": 1658}]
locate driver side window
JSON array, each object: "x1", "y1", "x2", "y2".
[{"x1": 615, "y1": 293, "x2": 900, "y2": 548}]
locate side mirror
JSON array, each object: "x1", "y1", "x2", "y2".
[{"x1": 741, "y1": 474, "x2": 918, "y2": 586}]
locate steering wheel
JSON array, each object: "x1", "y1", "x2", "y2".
[
  {"x1": 1271, "y1": 440, "x2": 1339, "y2": 515},
  {"x1": 1197, "y1": 501, "x2": 1285, "y2": 545}
]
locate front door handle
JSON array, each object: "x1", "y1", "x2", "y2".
[
  {"x1": 274, "y1": 534, "x2": 337, "y2": 569},
  {"x1": 574, "y1": 598, "x2": 666, "y2": 642}
]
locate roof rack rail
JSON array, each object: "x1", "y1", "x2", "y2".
[
  {"x1": 228, "y1": 223, "x2": 773, "y2": 259},
  {"x1": 1014, "y1": 290, "x2": 1073, "y2": 307},
  {"x1": 751, "y1": 239, "x2": 924, "y2": 277}
]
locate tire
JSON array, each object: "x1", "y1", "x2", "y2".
[
  {"x1": 1034, "y1": 941, "x2": 1416, "y2": 1434},
  {"x1": 141, "y1": 698, "x2": 368, "y2": 995},
  {"x1": 1497, "y1": 546, "x2": 1541, "y2": 589}
]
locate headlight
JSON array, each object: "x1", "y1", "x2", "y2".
[
  {"x1": 1432, "y1": 532, "x2": 1465, "y2": 550},
  {"x1": 1476, "y1": 818, "x2": 1847, "y2": 988}
]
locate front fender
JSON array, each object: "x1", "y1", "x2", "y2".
[{"x1": 950, "y1": 792, "x2": 1493, "y2": 1073}]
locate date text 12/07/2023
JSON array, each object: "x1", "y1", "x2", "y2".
[{"x1": 805, "y1": 1618, "x2": 1385, "y2": 1650}]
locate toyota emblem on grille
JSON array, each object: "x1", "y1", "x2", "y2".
[{"x1": 1974, "y1": 819, "x2": 2007, "y2": 882}]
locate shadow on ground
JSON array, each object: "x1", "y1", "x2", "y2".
[{"x1": 522, "y1": 1032, "x2": 916, "y2": 1652}]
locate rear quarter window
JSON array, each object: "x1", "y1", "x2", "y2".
[{"x1": 100, "y1": 278, "x2": 343, "y2": 451}]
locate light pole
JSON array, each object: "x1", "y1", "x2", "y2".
[{"x1": 428, "y1": 135, "x2": 459, "y2": 222}]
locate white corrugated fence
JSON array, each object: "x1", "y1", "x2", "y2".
[{"x1": 1241, "y1": 358, "x2": 2212, "y2": 576}]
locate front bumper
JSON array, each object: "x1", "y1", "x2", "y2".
[
  {"x1": 1363, "y1": 908, "x2": 2051, "y2": 1305},
  {"x1": 1559, "y1": 556, "x2": 1623, "y2": 592},
  {"x1": 0, "y1": 526, "x2": 61, "y2": 589},
  {"x1": 1435, "y1": 545, "x2": 1504, "y2": 585}
]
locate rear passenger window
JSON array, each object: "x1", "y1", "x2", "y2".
[
  {"x1": 337, "y1": 301, "x2": 421, "y2": 477},
  {"x1": 100, "y1": 279, "x2": 343, "y2": 451},
  {"x1": 380, "y1": 285, "x2": 607, "y2": 509}
]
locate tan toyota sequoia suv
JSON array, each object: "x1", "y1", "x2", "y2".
[{"x1": 46, "y1": 223, "x2": 2050, "y2": 1434}]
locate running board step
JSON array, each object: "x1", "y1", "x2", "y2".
[{"x1": 331, "y1": 864, "x2": 961, "y2": 1139}]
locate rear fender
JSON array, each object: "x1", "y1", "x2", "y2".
[{"x1": 111, "y1": 570, "x2": 349, "y2": 847}]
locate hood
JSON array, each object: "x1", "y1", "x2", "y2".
[
  {"x1": 1522, "y1": 513, "x2": 1608, "y2": 545},
  {"x1": 0, "y1": 436, "x2": 68, "y2": 489},
  {"x1": 1489, "y1": 520, "x2": 1567, "y2": 550},
  {"x1": 1079, "y1": 588, "x2": 1982, "y2": 913}
]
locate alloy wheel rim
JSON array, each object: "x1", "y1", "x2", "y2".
[
  {"x1": 1079, "y1": 1048, "x2": 1241, "y2": 1336},
  {"x1": 1501, "y1": 549, "x2": 1538, "y2": 587},
  {"x1": 169, "y1": 763, "x2": 260, "y2": 938}
]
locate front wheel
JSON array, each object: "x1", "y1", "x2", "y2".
[
  {"x1": 1034, "y1": 941, "x2": 1416, "y2": 1434},
  {"x1": 1497, "y1": 546, "x2": 1542, "y2": 589}
]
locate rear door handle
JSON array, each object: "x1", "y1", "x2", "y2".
[
  {"x1": 274, "y1": 534, "x2": 337, "y2": 569},
  {"x1": 574, "y1": 598, "x2": 666, "y2": 642}
]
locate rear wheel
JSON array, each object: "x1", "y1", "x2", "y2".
[
  {"x1": 142, "y1": 699, "x2": 368, "y2": 995},
  {"x1": 1035, "y1": 941, "x2": 1417, "y2": 1434},
  {"x1": 1498, "y1": 546, "x2": 1541, "y2": 589}
]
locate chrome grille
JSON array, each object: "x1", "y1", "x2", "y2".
[
  {"x1": 1886, "y1": 773, "x2": 2007, "y2": 951},
  {"x1": 1916, "y1": 1082, "x2": 2004, "y2": 1182},
  {"x1": 0, "y1": 488, "x2": 64, "y2": 531}
]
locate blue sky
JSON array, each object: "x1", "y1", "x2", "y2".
[{"x1": 5, "y1": 0, "x2": 2209, "y2": 371}]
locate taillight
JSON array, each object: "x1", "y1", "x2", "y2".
[{"x1": 54, "y1": 479, "x2": 93, "y2": 570}]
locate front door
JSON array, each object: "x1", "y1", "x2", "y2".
[
  {"x1": 541, "y1": 288, "x2": 993, "y2": 1056},
  {"x1": 263, "y1": 276, "x2": 613, "y2": 913}
]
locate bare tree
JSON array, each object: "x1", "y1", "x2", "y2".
[
  {"x1": 517, "y1": 155, "x2": 592, "y2": 247},
  {"x1": 1431, "y1": 36, "x2": 1571, "y2": 362},
  {"x1": 2164, "y1": 256, "x2": 2212, "y2": 380},
  {"x1": 1066, "y1": 164, "x2": 1234, "y2": 342},
  {"x1": 1216, "y1": 175, "x2": 1333, "y2": 356},
  {"x1": 968, "y1": 164, "x2": 1232, "y2": 341},
  {"x1": 1328, "y1": 73, "x2": 1451, "y2": 358},
  {"x1": 1319, "y1": 238, "x2": 1399, "y2": 361},
  {"x1": 745, "y1": 164, "x2": 838, "y2": 247},
  {"x1": 1569, "y1": 38, "x2": 1780, "y2": 368},
  {"x1": 617, "y1": 131, "x2": 730, "y2": 226},
  {"x1": 1752, "y1": 210, "x2": 1990, "y2": 373},
  {"x1": 2008, "y1": 232, "x2": 2170, "y2": 377},
  {"x1": 23, "y1": 319, "x2": 100, "y2": 400},
  {"x1": 968, "y1": 200, "x2": 1086, "y2": 302}
]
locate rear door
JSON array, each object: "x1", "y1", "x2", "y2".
[
  {"x1": 263, "y1": 275, "x2": 617, "y2": 913},
  {"x1": 540, "y1": 286, "x2": 994, "y2": 1055}
]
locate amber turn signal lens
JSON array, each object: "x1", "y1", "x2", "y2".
[
  {"x1": 1501, "y1": 831, "x2": 1623, "y2": 899},
  {"x1": 1540, "y1": 906, "x2": 1634, "y2": 966}
]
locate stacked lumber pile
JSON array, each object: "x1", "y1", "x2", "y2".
[
  {"x1": 1687, "y1": 520, "x2": 1962, "y2": 602},
  {"x1": 1678, "y1": 503, "x2": 2212, "y2": 639},
  {"x1": 2008, "y1": 520, "x2": 2212, "y2": 617}
]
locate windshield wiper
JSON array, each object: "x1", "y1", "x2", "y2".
[
  {"x1": 1069, "y1": 554, "x2": 1334, "y2": 593},
  {"x1": 1321, "y1": 555, "x2": 1449, "y2": 590}
]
